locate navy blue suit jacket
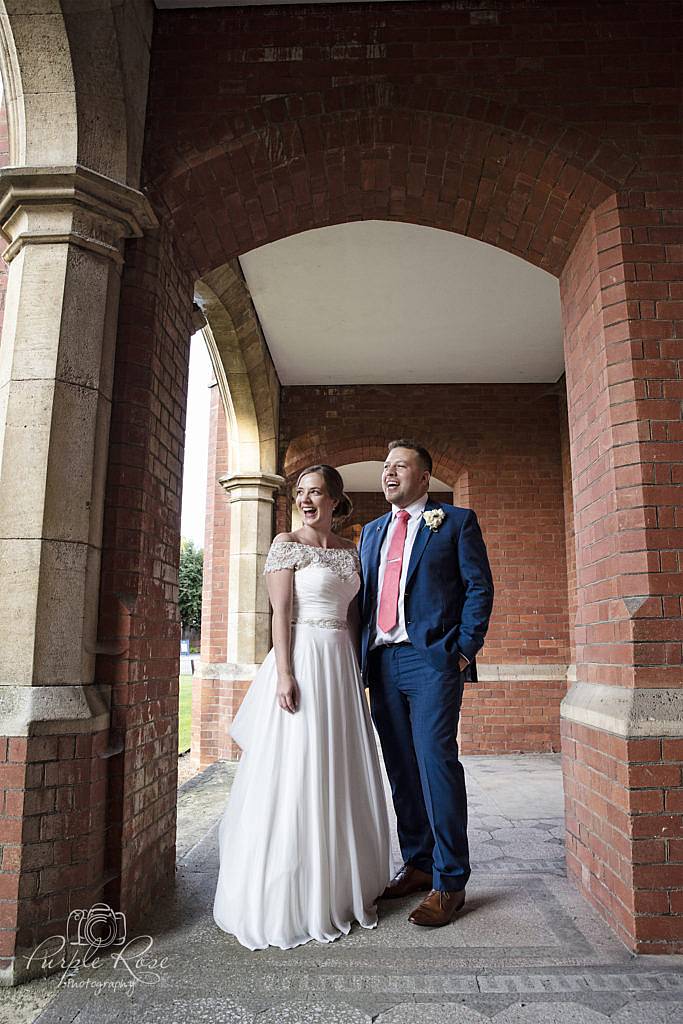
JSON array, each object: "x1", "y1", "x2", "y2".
[{"x1": 358, "y1": 498, "x2": 494, "y2": 681}]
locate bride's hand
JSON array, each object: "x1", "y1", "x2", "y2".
[{"x1": 276, "y1": 673, "x2": 300, "y2": 714}]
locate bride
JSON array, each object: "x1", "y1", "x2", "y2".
[{"x1": 213, "y1": 464, "x2": 393, "y2": 950}]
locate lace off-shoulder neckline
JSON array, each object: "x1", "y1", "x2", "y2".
[
  {"x1": 274, "y1": 540, "x2": 356, "y2": 553},
  {"x1": 264, "y1": 539, "x2": 360, "y2": 580}
]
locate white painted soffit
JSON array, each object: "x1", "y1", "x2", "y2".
[
  {"x1": 336, "y1": 462, "x2": 451, "y2": 493},
  {"x1": 239, "y1": 221, "x2": 563, "y2": 386}
]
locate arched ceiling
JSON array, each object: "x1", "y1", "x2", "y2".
[{"x1": 238, "y1": 221, "x2": 563, "y2": 387}]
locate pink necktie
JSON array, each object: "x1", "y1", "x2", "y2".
[{"x1": 378, "y1": 509, "x2": 411, "y2": 633}]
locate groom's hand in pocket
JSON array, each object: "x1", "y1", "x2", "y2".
[{"x1": 277, "y1": 673, "x2": 300, "y2": 713}]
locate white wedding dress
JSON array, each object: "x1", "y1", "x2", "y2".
[{"x1": 212, "y1": 540, "x2": 394, "y2": 951}]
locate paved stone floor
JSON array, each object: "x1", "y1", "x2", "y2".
[{"x1": 5, "y1": 754, "x2": 683, "y2": 1024}]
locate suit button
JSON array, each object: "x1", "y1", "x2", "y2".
[{"x1": 406, "y1": 620, "x2": 412, "y2": 625}]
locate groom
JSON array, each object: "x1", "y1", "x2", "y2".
[{"x1": 358, "y1": 439, "x2": 494, "y2": 926}]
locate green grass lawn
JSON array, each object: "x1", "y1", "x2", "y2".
[{"x1": 178, "y1": 675, "x2": 193, "y2": 753}]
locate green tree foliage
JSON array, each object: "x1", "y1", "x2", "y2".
[{"x1": 179, "y1": 538, "x2": 203, "y2": 632}]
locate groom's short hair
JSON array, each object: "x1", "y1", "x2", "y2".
[{"x1": 387, "y1": 439, "x2": 433, "y2": 475}]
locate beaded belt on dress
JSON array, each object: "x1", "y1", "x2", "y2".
[{"x1": 292, "y1": 617, "x2": 348, "y2": 630}]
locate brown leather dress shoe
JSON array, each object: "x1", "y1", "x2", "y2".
[
  {"x1": 408, "y1": 888, "x2": 466, "y2": 926},
  {"x1": 380, "y1": 863, "x2": 433, "y2": 900}
]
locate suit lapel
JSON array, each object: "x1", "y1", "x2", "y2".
[
  {"x1": 365, "y1": 510, "x2": 392, "y2": 594},
  {"x1": 406, "y1": 497, "x2": 439, "y2": 585}
]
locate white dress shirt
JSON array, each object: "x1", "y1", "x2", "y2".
[{"x1": 372, "y1": 494, "x2": 429, "y2": 648}]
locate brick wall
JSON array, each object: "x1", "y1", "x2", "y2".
[
  {"x1": 96, "y1": 224, "x2": 194, "y2": 930},
  {"x1": 559, "y1": 195, "x2": 683, "y2": 951},
  {"x1": 560, "y1": 193, "x2": 683, "y2": 691},
  {"x1": 276, "y1": 382, "x2": 571, "y2": 753},
  {"x1": 0, "y1": 731, "x2": 111, "y2": 975},
  {"x1": 562, "y1": 721, "x2": 683, "y2": 953},
  {"x1": 149, "y1": 1, "x2": 680, "y2": 169},
  {"x1": 143, "y1": 2, "x2": 683, "y2": 282},
  {"x1": 281, "y1": 383, "x2": 571, "y2": 665},
  {"x1": 338, "y1": 490, "x2": 455, "y2": 545},
  {"x1": 559, "y1": 389, "x2": 578, "y2": 666},
  {"x1": 205, "y1": 382, "x2": 570, "y2": 755},
  {"x1": 199, "y1": 384, "x2": 231, "y2": 665},
  {"x1": 340, "y1": 492, "x2": 389, "y2": 544}
]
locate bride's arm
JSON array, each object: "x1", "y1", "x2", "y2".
[{"x1": 266, "y1": 568, "x2": 300, "y2": 714}]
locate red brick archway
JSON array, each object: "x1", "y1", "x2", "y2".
[
  {"x1": 280, "y1": 431, "x2": 467, "y2": 569},
  {"x1": 142, "y1": 78, "x2": 680, "y2": 952},
  {"x1": 282, "y1": 432, "x2": 466, "y2": 491},
  {"x1": 113, "y1": 75, "x2": 683, "y2": 953},
  {"x1": 147, "y1": 83, "x2": 633, "y2": 279}
]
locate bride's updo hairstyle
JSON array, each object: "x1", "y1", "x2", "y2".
[{"x1": 296, "y1": 464, "x2": 353, "y2": 521}]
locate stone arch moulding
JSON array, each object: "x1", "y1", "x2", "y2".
[
  {"x1": 192, "y1": 266, "x2": 283, "y2": 775},
  {"x1": 0, "y1": 0, "x2": 152, "y2": 185},
  {"x1": 195, "y1": 260, "x2": 279, "y2": 478},
  {"x1": 0, "y1": 0, "x2": 78, "y2": 167},
  {"x1": 146, "y1": 82, "x2": 637, "y2": 282}
]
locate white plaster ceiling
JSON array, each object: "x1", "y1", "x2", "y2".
[
  {"x1": 336, "y1": 462, "x2": 450, "y2": 493},
  {"x1": 238, "y1": 221, "x2": 562, "y2": 386}
]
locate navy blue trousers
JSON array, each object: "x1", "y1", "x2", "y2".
[{"x1": 368, "y1": 643, "x2": 470, "y2": 892}]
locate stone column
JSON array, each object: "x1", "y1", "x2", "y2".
[
  {"x1": 0, "y1": 165, "x2": 157, "y2": 689},
  {"x1": 222, "y1": 473, "x2": 285, "y2": 665},
  {"x1": 193, "y1": 471, "x2": 283, "y2": 766},
  {"x1": 0, "y1": 165, "x2": 157, "y2": 984}
]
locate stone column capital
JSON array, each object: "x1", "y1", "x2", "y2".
[
  {"x1": 219, "y1": 472, "x2": 285, "y2": 503},
  {"x1": 0, "y1": 164, "x2": 159, "y2": 265}
]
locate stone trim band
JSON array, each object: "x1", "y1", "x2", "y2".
[{"x1": 561, "y1": 681, "x2": 683, "y2": 738}]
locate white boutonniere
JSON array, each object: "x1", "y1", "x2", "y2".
[{"x1": 422, "y1": 509, "x2": 446, "y2": 532}]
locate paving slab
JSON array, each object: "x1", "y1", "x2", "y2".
[{"x1": 3, "y1": 753, "x2": 681, "y2": 1024}]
